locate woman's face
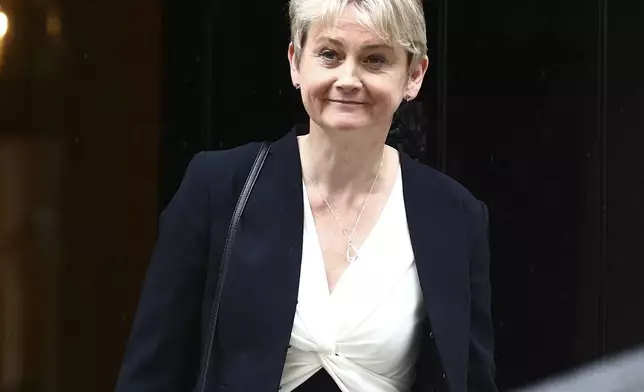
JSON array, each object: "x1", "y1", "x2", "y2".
[{"x1": 288, "y1": 5, "x2": 428, "y2": 133}]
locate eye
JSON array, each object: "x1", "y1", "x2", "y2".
[
  {"x1": 364, "y1": 55, "x2": 388, "y2": 66},
  {"x1": 319, "y1": 49, "x2": 340, "y2": 61}
]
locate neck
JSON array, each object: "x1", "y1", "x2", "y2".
[{"x1": 300, "y1": 121, "x2": 388, "y2": 195}]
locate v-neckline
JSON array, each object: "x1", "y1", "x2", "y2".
[{"x1": 302, "y1": 164, "x2": 402, "y2": 298}]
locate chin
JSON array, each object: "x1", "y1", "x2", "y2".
[
  {"x1": 324, "y1": 121, "x2": 368, "y2": 132},
  {"x1": 321, "y1": 115, "x2": 372, "y2": 132}
]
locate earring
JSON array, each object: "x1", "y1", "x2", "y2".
[
  {"x1": 404, "y1": 94, "x2": 412, "y2": 102},
  {"x1": 295, "y1": 84, "x2": 300, "y2": 90}
]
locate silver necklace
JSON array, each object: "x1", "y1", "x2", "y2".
[{"x1": 305, "y1": 151, "x2": 384, "y2": 263}]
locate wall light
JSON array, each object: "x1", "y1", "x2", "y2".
[{"x1": 0, "y1": 11, "x2": 8, "y2": 39}]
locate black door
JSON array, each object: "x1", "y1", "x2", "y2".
[{"x1": 161, "y1": 0, "x2": 644, "y2": 389}]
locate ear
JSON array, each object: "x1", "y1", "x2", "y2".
[
  {"x1": 405, "y1": 55, "x2": 430, "y2": 100},
  {"x1": 288, "y1": 42, "x2": 300, "y2": 88}
]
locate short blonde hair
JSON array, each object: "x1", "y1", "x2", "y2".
[{"x1": 289, "y1": 0, "x2": 427, "y2": 69}]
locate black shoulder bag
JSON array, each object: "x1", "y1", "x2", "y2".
[{"x1": 194, "y1": 141, "x2": 272, "y2": 392}]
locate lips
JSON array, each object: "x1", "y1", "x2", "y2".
[{"x1": 329, "y1": 99, "x2": 365, "y2": 105}]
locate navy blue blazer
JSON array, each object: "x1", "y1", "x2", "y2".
[{"x1": 115, "y1": 129, "x2": 497, "y2": 392}]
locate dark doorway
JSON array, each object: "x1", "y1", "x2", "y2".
[{"x1": 160, "y1": 0, "x2": 644, "y2": 389}]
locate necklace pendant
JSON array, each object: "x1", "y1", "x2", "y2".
[{"x1": 346, "y1": 242, "x2": 359, "y2": 263}]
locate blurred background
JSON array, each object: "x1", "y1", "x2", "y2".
[{"x1": 0, "y1": 0, "x2": 642, "y2": 391}]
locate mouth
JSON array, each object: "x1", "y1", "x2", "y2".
[{"x1": 329, "y1": 99, "x2": 365, "y2": 105}]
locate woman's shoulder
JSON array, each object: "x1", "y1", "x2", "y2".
[
  {"x1": 403, "y1": 154, "x2": 484, "y2": 212},
  {"x1": 176, "y1": 141, "x2": 267, "y2": 208},
  {"x1": 186, "y1": 141, "x2": 265, "y2": 183},
  {"x1": 401, "y1": 155, "x2": 487, "y2": 243},
  {"x1": 191, "y1": 141, "x2": 264, "y2": 171}
]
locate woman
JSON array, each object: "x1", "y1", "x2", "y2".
[{"x1": 115, "y1": 0, "x2": 497, "y2": 391}]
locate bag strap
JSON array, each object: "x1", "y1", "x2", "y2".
[{"x1": 194, "y1": 141, "x2": 272, "y2": 392}]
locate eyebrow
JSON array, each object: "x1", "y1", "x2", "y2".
[{"x1": 317, "y1": 36, "x2": 394, "y2": 51}]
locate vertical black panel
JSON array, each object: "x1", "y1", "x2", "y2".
[
  {"x1": 581, "y1": 0, "x2": 608, "y2": 359},
  {"x1": 605, "y1": 0, "x2": 644, "y2": 353},
  {"x1": 210, "y1": 2, "x2": 299, "y2": 149},
  {"x1": 444, "y1": 0, "x2": 603, "y2": 387},
  {"x1": 434, "y1": 0, "x2": 448, "y2": 170},
  {"x1": 159, "y1": 0, "x2": 210, "y2": 209}
]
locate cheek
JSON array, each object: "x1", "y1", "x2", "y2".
[
  {"x1": 300, "y1": 82, "x2": 331, "y2": 119},
  {"x1": 366, "y1": 77, "x2": 405, "y2": 107},
  {"x1": 301, "y1": 81, "x2": 335, "y2": 116},
  {"x1": 303, "y1": 73, "x2": 334, "y2": 99}
]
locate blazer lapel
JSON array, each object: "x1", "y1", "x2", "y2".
[{"x1": 400, "y1": 153, "x2": 471, "y2": 391}]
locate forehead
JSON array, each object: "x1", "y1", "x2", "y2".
[{"x1": 307, "y1": 6, "x2": 392, "y2": 47}]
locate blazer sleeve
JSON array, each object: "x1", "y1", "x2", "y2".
[
  {"x1": 467, "y1": 201, "x2": 498, "y2": 392},
  {"x1": 115, "y1": 152, "x2": 212, "y2": 391}
]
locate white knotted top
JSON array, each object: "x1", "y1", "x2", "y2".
[{"x1": 280, "y1": 168, "x2": 425, "y2": 392}]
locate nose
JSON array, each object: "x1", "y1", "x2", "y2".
[{"x1": 335, "y1": 59, "x2": 363, "y2": 92}]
